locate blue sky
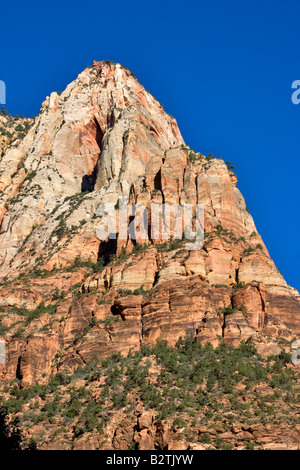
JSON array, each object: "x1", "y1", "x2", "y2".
[{"x1": 1, "y1": 0, "x2": 299, "y2": 290}]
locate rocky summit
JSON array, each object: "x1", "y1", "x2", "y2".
[{"x1": 0, "y1": 61, "x2": 299, "y2": 450}]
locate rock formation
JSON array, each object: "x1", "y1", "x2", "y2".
[{"x1": 0, "y1": 60, "x2": 299, "y2": 450}]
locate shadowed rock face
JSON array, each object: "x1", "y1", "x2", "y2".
[{"x1": 0, "y1": 60, "x2": 299, "y2": 389}]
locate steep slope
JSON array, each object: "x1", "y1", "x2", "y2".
[
  {"x1": 0, "y1": 61, "x2": 299, "y2": 449},
  {"x1": 2, "y1": 339, "x2": 300, "y2": 450}
]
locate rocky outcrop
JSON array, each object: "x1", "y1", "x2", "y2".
[{"x1": 0, "y1": 60, "x2": 299, "y2": 425}]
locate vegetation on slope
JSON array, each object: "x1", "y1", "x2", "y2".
[{"x1": 1, "y1": 338, "x2": 299, "y2": 449}]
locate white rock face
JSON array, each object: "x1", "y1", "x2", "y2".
[{"x1": 0, "y1": 62, "x2": 184, "y2": 275}]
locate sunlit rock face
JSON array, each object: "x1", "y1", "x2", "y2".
[{"x1": 0, "y1": 60, "x2": 299, "y2": 388}]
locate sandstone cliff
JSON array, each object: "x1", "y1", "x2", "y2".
[{"x1": 0, "y1": 61, "x2": 299, "y2": 450}]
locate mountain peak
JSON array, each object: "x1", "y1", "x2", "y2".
[{"x1": 0, "y1": 63, "x2": 299, "y2": 399}]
